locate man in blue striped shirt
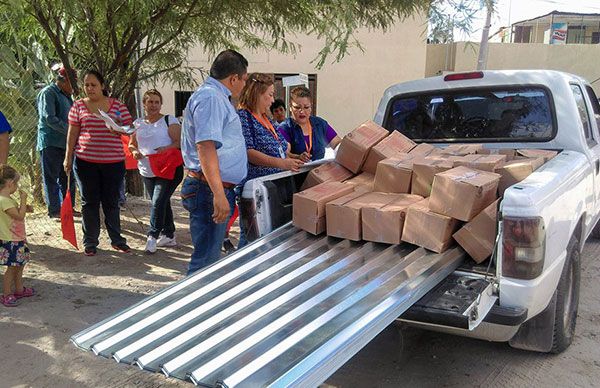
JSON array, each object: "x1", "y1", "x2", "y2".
[
  {"x1": 181, "y1": 50, "x2": 249, "y2": 275},
  {"x1": 36, "y1": 66, "x2": 76, "y2": 218}
]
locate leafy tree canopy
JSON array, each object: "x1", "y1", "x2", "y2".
[{"x1": 2, "y1": 0, "x2": 433, "y2": 108}]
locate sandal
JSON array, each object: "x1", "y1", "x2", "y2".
[
  {"x1": 1, "y1": 294, "x2": 19, "y2": 307},
  {"x1": 14, "y1": 287, "x2": 35, "y2": 299}
]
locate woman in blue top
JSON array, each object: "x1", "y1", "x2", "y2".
[
  {"x1": 237, "y1": 73, "x2": 304, "y2": 248},
  {"x1": 238, "y1": 73, "x2": 303, "y2": 181},
  {"x1": 278, "y1": 86, "x2": 342, "y2": 162}
]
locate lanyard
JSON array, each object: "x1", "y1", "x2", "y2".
[
  {"x1": 250, "y1": 111, "x2": 279, "y2": 141},
  {"x1": 303, "y1": 121, "x2": 312, "y2": 154}
]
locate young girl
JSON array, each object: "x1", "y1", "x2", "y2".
[{"x1": 0, "y1": 164, "x2": 33, "y2": 307}]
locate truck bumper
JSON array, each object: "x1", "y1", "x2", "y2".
[{"x1": 398, "y1": 273, "x2": 528, "y2": 342}]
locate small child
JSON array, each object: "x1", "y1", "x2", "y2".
[{"x1": 0, "y1": 164, "x2": 33, "y2": 307}]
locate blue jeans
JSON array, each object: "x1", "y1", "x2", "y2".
[
  {"x1": 40, "y1": 146, "x2": 75, "y2": 216},
  {"x1": 181, "y1": 177, "x2": 236, "y2": 275},
  {"x1": 143, "y1": 165, "x2": 184, "y2": 238},
  {"x1": 74, "y1": 157, "x2": 126, "y2": 248}
]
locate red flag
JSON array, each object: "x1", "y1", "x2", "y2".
[{"x1": 61, "y1": 189, "x2": 78, "y2": 250}]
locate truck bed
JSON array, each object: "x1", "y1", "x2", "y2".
[{"x1": 72, "y1": 223, "x2": 464, "y2": 387}]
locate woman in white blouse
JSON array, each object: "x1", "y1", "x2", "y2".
[{"x1": 129, "y1": 89, "x2": 183, "y2": 253}]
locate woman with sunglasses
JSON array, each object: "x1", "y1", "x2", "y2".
[{"x1": 278, "y1": 86, "x2": 341, "y2": 162}]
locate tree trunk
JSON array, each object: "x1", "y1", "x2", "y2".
[
  {"x1": 477, "y1": 0, "x2": 494, "y2": 71},
  {"x1": 125, "y1": 169, "x2": 144, "y2": 198}
]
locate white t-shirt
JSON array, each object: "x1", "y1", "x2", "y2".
[{"x1": 133, "y1": 114, "x2": 180, "y2": 177}]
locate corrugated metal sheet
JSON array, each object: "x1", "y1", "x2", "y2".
[{"x1": 72, "y1": 223, "x2": 464, "y2": 387}]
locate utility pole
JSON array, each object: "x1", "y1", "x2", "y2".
[{"x1": 477, "y1": 0, "x2": 494, "y2": 70}]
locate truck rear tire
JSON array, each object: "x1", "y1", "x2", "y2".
[
  {"x1": 509, "y1": 237, "x2": 580, "y2": 353},
  {"x1": 550, "y1": 237, "x2": 581, "y2": 353},
  {"x1": 591, "y1": 221, "x2": 600, "y2": 239}
]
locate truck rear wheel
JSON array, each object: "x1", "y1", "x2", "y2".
[
  {"x1": 591, "y1": 221, "x2": 600, "y2": 239},
  {"x1": 550, "y1": 237, "x2": 581, "y2": 353}
]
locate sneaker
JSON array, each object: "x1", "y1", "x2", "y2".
[
  {"x1": 84, "y1": 246, "x2": 97, "y2": 256},
  {"x1": 157, "y1": 235, "x2": 177, "y2": 247},
  {"x1": 112, "y1": 243, "x2": 131, "y2": 253},
  {"x1": 145, "y1": 236, "x2": 157, "y2": 254}
]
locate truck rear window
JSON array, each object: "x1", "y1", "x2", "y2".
[{"x1": 383, "y1": 87, "x2": 556, "y2": 142}]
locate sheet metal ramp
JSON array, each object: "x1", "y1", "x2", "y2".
[{"x1": 71, "y1": 223, "x2": 464, "y2": 387}]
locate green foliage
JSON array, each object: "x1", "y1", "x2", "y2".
[
  {"x1": 429, "y1": 0, "x2": 496, "y2": 44},
  {"x1": 15, "y1": 0, "x2": 432, "y2": 106},
  {"x1": 0, "y1": 5, "x2": 54, "y2": 204}
]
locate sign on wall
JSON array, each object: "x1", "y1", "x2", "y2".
[{"x1": 550, "y1": 23, "x2": 568, "y2": 45}]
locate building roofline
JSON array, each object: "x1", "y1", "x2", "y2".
[{"x1": 513, "y1": 10, "x2": 600, "y2": 26}]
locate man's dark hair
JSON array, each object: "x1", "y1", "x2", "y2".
[
  {"x1": 209, "y1": 49, "x2": 248, "y2": 80},
  {"x1": 270, "y1": 98, "x2": 285, "y2": 114}
]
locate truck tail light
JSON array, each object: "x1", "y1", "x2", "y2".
[
  {"x1": 443, "y1": 71, "x2": 484, "y2": 81},
  {"x1": 502, "y1": 216, "x2": 545, "y2": 279}
]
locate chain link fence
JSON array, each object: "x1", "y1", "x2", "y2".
[{"x1": 0, "y1": 75, "x2": 68, "y2": 245}]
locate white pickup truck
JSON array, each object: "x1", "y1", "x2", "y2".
[
  {"x1": 73, "y1": 70, "x2": 600, "y2": 387},
  {"x1": 241, "y1": 69, "x2": 600, "y2": 354}
]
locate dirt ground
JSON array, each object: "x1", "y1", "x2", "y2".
[{"x1": 1, "y1": 195, "x2": 599, "y2": 387}]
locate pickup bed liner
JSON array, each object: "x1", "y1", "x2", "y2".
[{"x1": 72, "y1": 223, "x2": 463, "y2": 387}]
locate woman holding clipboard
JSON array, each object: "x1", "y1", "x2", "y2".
[{"x1": 237, "y1": 73, "x2": 303, "y2": 247}]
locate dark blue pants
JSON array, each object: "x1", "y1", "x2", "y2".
[
  {"x1": 40, "y1": 146, "x2": 75, "y2": 216},
  {"x1": 142, "y1": 165, "x2": 184, "y2": 239},
  {"x1": 74, "y1": 157, "x2": 126, "y2": 248},
  {"x1": 181, "y1": 177, "x2": 236, "y2": 275}
]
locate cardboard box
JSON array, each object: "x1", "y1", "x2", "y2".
[
  {"x1": 373, "y1": 157, "x2": 417, "y2": 193},
  {"x1": 495, "y1": 158, "x2": 544, "y2": 196},
  {"x1": 442, "y1": 144, "x2": 484, "y2": 156},
  {"x1": 476, "y1": 148, "x2": 517, "y2": 157},
  {"x1": 411, "y1": 157, "x2": 454, "y2": 197},
  {"x1": 408, "y1": 143, "x2": 438, "y2": 156},
  {"x1": 293, "y1": 181, "x2": 355, "y2": 234},
  {"x1": 362, "y1": 194, "x2": 423, "y2": 244},
  {"x1": 335, "y1": 121, "x2": 389, "y2": 173},
  {"x1": 453, "y1": 200, "x2": 499, "y2": 263},
  {"x1": 516, "y1": 149, "x2": 558, "y2": 163},
  {"x1": 326, "y1": 192, "x2": 399, "y2": 241},
  {"x1": 301, "y1": 161, "x2": 353, "y2": 190},
  {"x1": 344, "y1": 172, "x2": 375, "y2": 191},
  {"x1": 402, "y1": 198, "x2": 460, "y2": 253},
  {"x1": 453, "y1": 154, "x2": 507, "y2": 172},
  {"x1": 362, "y1": 131, "x2": 416, "y2": 174},
  {"x1": 429, "y1": 166, "x2": 500, "y2": 222}
]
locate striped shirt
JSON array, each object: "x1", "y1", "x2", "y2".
[{"x1": 68, "y1": 98, "x2": 132, "y2": 163}]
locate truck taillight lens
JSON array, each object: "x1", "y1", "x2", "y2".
[{"x1": 502, "y1": 216, "x2": 545, "y2": 280}]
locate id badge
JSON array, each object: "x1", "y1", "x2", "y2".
[{"x1": 278, "y1": 145, "x2": 286, "y2": 159}]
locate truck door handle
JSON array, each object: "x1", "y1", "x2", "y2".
[{"x1": 596, "y1": 159, "x2": 600, "y2": 175}]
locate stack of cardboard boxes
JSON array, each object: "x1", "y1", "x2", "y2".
[{"x1": 293, "y1": 120, "x2": 558, "y2": 263}]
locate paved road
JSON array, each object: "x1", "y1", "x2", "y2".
[{"x1": 327, "y1": 239, "x2": 600, "y2": 388}]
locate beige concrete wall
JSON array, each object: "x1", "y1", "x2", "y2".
[
  {"x1": 425, "y1": 42, "x2": 600, "y2": 95},
  {"x1": 147, "y1": 15, "x2": 427, "y2": 136}
]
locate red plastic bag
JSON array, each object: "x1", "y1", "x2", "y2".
[{"x1": 148, "y1": 148, "x2": 183, "y2": 179}]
